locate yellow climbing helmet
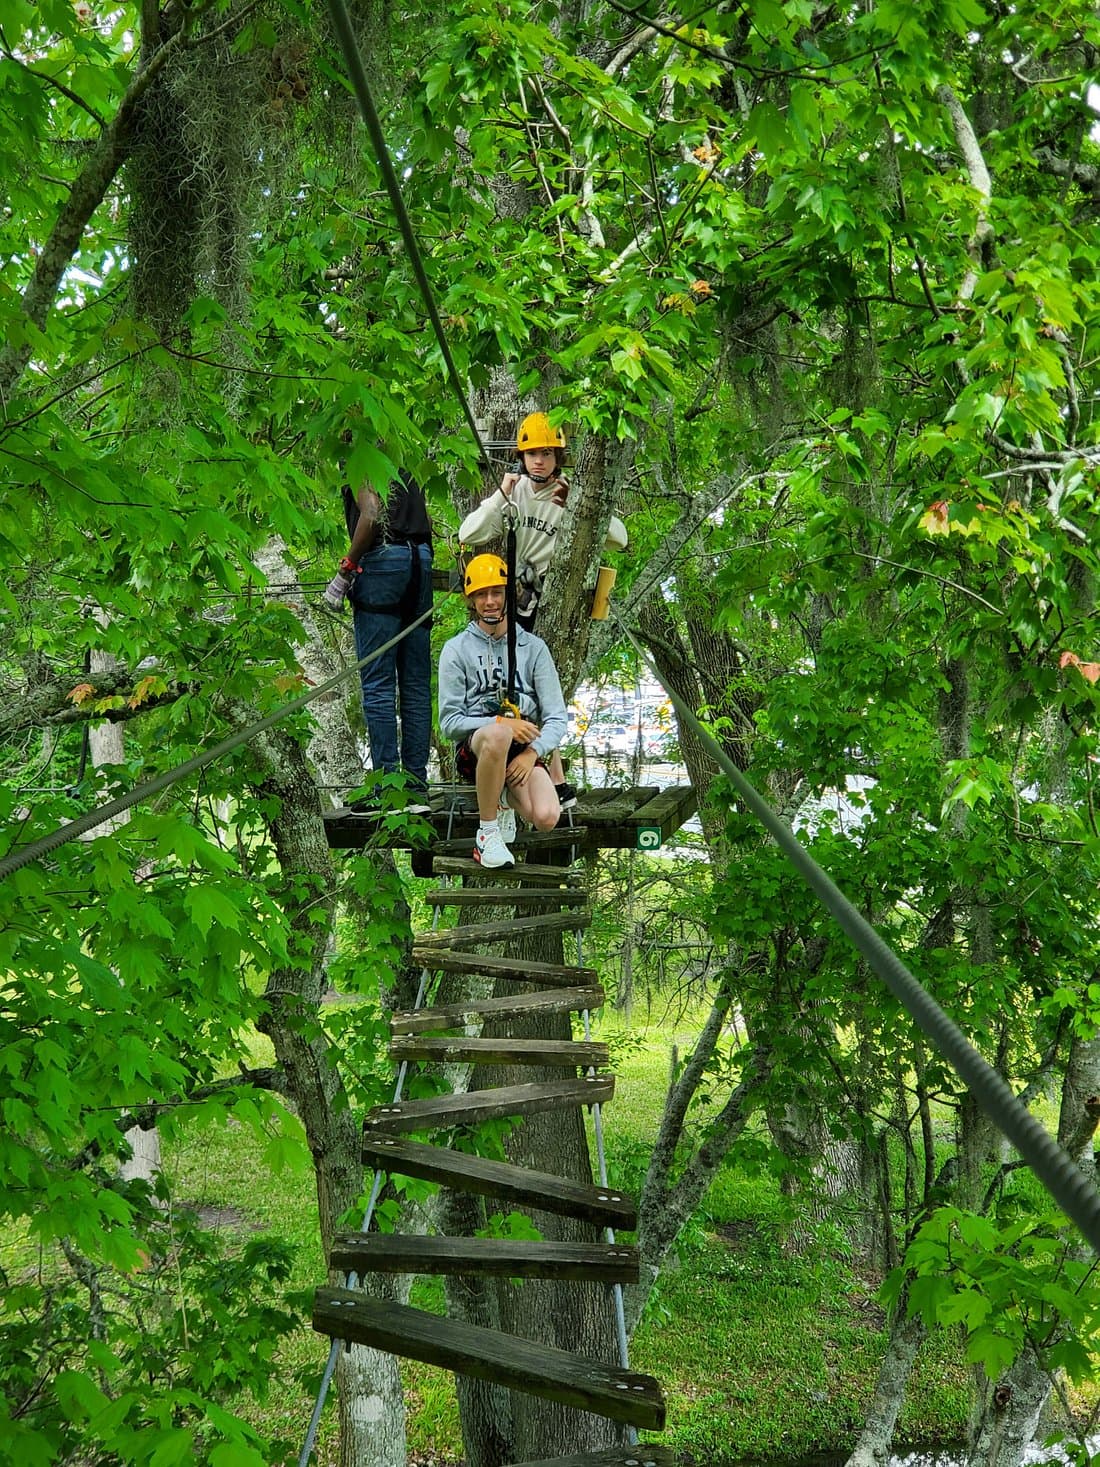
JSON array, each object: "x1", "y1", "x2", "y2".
[
  {"x1": 463, "y1": 553, "x2": 508, "y2": 596},
  {"x1": 517, "y1": 412, "x2": 566, "y2": 452}
]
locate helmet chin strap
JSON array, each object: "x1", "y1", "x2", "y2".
[
  {"x1": 480, "y1": 607, "x2": 506, "y2": 625},
  {"x1": 527, "y1": 470, "x2": 553, "y2": 484}
]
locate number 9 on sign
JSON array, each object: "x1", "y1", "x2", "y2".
[{"x1": 636, "y1": 826, "x2": 661, "y2": 851}]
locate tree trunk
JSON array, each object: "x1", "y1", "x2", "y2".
[
  {"x1": 541, "y1": 434, "x2": 635, "y2": 699},
  {"x1": 86, "y1": 643, "x2": 164, "y2": 1189},
  {"x1": 844, "y1": 1307, "x2": 926, "y2": 1467},
  {"x1": 250, "y1": 726, "x2": 407, "y2": 1467},
  {"x1": 966, "y1": 1350, "x2": 1052, "y2": 1467},
  {"x1": 441, "y1": 904, "x2": 620, "y2": 1466}
]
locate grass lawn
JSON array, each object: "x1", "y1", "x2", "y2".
[{"x1": 160, "y1": 1012, "x2": 976, "y2": 1466}]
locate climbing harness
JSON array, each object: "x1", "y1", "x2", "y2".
[{"x1": 503, "y1": 496, "x2": 520, "y2": 710}]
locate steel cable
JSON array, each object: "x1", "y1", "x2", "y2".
[
  {"x1": 621, "y1": 622, "x2": 1100, "y2": 1257},
  {"x1": 0, "y1": 601, "x2": 438, "y2": 883}
]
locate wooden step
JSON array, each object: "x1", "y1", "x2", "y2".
[
  {"x1": 504, "y1": 1449, "x2": 676, "y2": 1467},
  {"x1": 504, "y1": 1450, "x2": 676, "y2": 1467},
  {"x1": 312, "y1": 1291, "x2": 665, "y2": 1428},
  {"x1": 389, "y1": 1036, "x2": 609, "y2": 1068},
  {"x1": 329, "y1": 1234, "x2": 639, "y2": 1282},
  {"x1": 434, "y1": 857, "x2": 585, "y2": 884},
  {"x1": 391, "y1": 986, "x2": 605, "y2": 1034},
  {"x1": 365, "y1": 1076, "x2": 614, "y2": 1133},
  {"x1": 360, "y1": 1134, "x2": 637, "y2": 1228},
  {"x1": 426, "y1": 887, "x2": 589, "y2": 909},
  {"x1": 412, "y1": 949, "x2": 597, "y2": 984},
  {"x1": 433, "y1": 826, "x2": 588, "y2": 854},
  {"x1": 417, "y1": 910, "x2": 591, "y2": 948}
]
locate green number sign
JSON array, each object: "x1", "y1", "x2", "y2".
[{"x1": 636, "y1": 826, "x2": 662, "y2": 851}]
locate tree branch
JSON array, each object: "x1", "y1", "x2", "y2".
[{"x1": 0, "y1": 17, "x2": 192, "y2": 402}]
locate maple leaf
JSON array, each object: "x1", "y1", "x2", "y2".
[
  {"x1": 67, "y1": 682, "x2": 96, "y2": 704},
  {"x1": 919, "y1": 501, "x2": 950, "y2": 536},
  {"x1": 128, "y1": 674, "x2": 167, "y2": 709},
  {"x1": 1058, "y1": 652, "x2": 1100, "y2": 683}
]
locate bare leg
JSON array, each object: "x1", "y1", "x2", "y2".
[
  {"x1": 506, "y1": 764, "x2": 560, "y2": 831},
  {"x1": 469, "y1": 722, "x2": 513, "y2": 820}
]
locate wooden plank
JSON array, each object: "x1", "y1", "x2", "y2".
[
  {"x1": 412, "y1": 949, "x2": 598, "y2": 984},
  {"x1": 580, "y1": 788, "x2": 661, "y2": 825},
  {"x1": 417, "y1": 910, "x2": 591, "y2": 948},
  {"x1": 433, "y1": 826, "x2": 589, "y2": 854},
  {"x1": 360, "y1": 1134, "x2": 637, "y2": 1228},
  {"x1": 433, "y1": 857, "x2": 585, "y2": 884},
  {"x1": 504, "y1": 1449, "x2": 676, "y2": 1467},
  {"x1": 312, "y1": 1291, "x2": 665, "y2": 1429},
  {"x1": 575, "y1": 788, "x2": 623, "y2": 809},
  {"x1": 389, "y1": 1036, "x2": 608, "y2": 1067},
  {"x1": 329, "y1": 1234, "x2": 639, "y2": 1283},
  {"x1": 391, "y1": 987, "x2": 605, "y2": 1034},
  {"x1": 425, "y1": 887, "x2": 589, "y2": 909},
  {"x1": 364, "y1": 1076, "x2": 614, "y2": 1133},
  {"x1": 630, "y1": 786, "x2": 697, "y2": 839}
]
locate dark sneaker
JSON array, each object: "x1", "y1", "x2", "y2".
[{"x1": 555, "y1": 781, "x2": 578, "y2": 810}]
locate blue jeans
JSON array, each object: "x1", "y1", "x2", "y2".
[{"x1": 350, "y1": 543, "x2": 433, "y2": 788}]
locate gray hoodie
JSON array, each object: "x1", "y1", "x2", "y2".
[{"x1": 438, "y1": 621, "x2": 568, "y2": 759}]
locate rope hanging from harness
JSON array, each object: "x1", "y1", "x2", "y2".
[{"x1": 502, "y1": 501, "x2": 520, "y2": 716}]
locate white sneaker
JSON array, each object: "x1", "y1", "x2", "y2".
[
  {"x1": 496, "y1": 796, "x2": 517, "y2": 845},
  {"x1": 474, "y1": 825, "x2": 515, "y2": 869}
]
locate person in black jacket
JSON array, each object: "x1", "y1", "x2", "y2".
[{"x1": 323, "y1": 472, "x2": 433, "y2": 806}]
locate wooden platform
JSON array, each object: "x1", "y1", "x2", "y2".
[{"x1": 324, "y1": 783, "x2": 696, "y2": 858}]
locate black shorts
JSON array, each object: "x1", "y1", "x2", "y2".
[{"x1": 455, "y1": 734, "x2": 546, "y2": 784}]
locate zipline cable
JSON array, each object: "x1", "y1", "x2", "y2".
[
  {"x1": 322, "y1": 0, "x2": 490, "y2": 469},
  {"x1": 0, "y1": 601, "x2": 439, "y2": 883},
  {"x1": 620, "y1": 620, "x2": 1100, "y2": 1258}
]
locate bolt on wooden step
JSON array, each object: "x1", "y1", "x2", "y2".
[
  {"x1": 391, "y1": 986, "x2": 605, "y2": 1034},
  {"x1": 503, "y1": 1449, "x2": 676, "y2": 1467},
  {"x1": 329, "y1": 1233, "x2": 639, "y2": 1283},
  {"x1": 416, "y1": 910, "x2": 591, "y2": 948},
  {"x1": 364, "y1": 1076, "x2": 614, "y2": 1133},
  {"x1": 360, "y1": 1134, "x2": 637, "y2": 1228},
  {"x1": 412, "y1": 949, "x2": 598, "y2": 984},
  {"x1": 312, "y1": 1291, "x2": 665, "y2": 1429},
  {"x1": 389, "y1": 1036, "x2": 609, "y2": 1068}
]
